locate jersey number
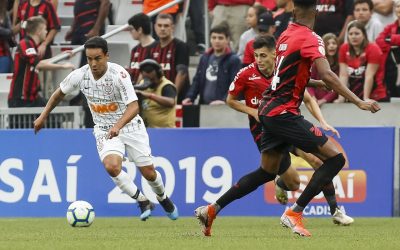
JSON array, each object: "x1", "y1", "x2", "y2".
[{"x1": 271, "y1": 56, "x2": 285, "y2": 90}]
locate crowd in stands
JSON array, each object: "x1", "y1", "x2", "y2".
[{"x1": 1, "y1": 0, "x2": 400, "y2": 128}]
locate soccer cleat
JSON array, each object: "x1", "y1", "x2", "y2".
[
  {"x1": 194, "y1": 205, "x2": 216, "y2": 236},
  {"x1": 275, "y1": 183, "x2": 288, "y2": 205},
  {"x1": 159, "y1": 196, "x2": 179, "y2": 220},
  {"x1": 280, "y1": 208, "x2": 311, "y2": 237},
  {"x1": 332, "y1": 207, "x2": 354, "y2": 226},
  {"x1": 138, "y1": 200, "x2": 155, "y2": 221}
]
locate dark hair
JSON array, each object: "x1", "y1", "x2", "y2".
[
  {"x1": 128, "y1": 13, "x2": 152, "y2": 35},
  {"x1": 354, "y1": 0, "x2": 374, "y2": 11},
  {"x1": 25, "y1": 16, "x2": 46, "y2": 35},
  {"x1": 155, "y1": 13, "x2": 174, "y2": 24},
  {"x1": 252, "y1": 4, "x2": 267, "y2": 18},
  {"x1": 210, "y1": 22, "x2": 230, "y2": 38},
  {"x1": 84, "y1": 36, "x2": 108, "y2": 54},
  {"x1": 139, "y1": 59, "x2": 163, "y2": 78},
  {"x1": 346, "y1": 20, "x2": 369, "y2": 57},
  {"x1": 253, "y1": 35, "x2": 276, "y2": 50},
  {"x1": 293, "y1": 0, "x2": 317, "y2": 7},
  {"x1": 322, "y1": 33, "x2": 339, "y2": 68}
]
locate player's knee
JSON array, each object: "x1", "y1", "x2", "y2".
[
  {"x1": 103, "y1": 158, "x2": 121, "y2": 177},
  {"x1": 325, "y1": 153, "x2": 345, "y2": 172},
  {"x1": 286, "y1": 177, "x2": 300, "y2": 191},
  {"x1": 140, "y1": 166, "x2": 157, "y2": 181}
]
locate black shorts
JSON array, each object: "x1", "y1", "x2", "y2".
[
  {"x1": 250, "y1": 121, "x2": 291, "y2": 175},
  {"x1": 259, "y1": 113, "x2": 328, "y2": 154}
]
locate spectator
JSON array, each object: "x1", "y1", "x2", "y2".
[
  {"x1": 376, "y1": 0, "x2": 400, "y2": 97},
  {"x1": 12, "y1": 0, "x2": 58, "y2": 27},
  {"x1": 151, "y1": 13, "x2": 189, "y2": 104},
  {"x1": 182, "y1": 24, "x2": 241, "y2": 105},
  {"x1": 352, "y1": 0, "x2": 383, "y2": 42},
  {"x1": 273, "y1": 0, "x2": 294, "y2": 39},
  {"x1": 188, "y1": 0, "x2": 206, "y2": 55},
  {"x1": 255, "y1": 0, "x2": 277, "y2": 11},
  {"x1": 242, "y1": 11, "x2": 275, "y2": 66},
  {"x1": 209, "y1": 0, "x2": 254, "y2": 52},
  {"x1": 14, "y1": 0, "x2": 60, "y2": 59},
  {"x1": 237, "y1": 4, "x2": 267, "y2": 59},
  {"x1": 128, "y1": 13, "x2": 158, "y2": 85},
  {"x1": 314, "y1": 0, "x2": 354, "y2": 44},
  {"x1": 136, "y1": 59, "x2": 176, "y2": 128},
  {"x1": 0, "y1": 2, "x2": 14, "y2": 73},
  {"x1": 372, "y1": 0, "x2": 396, "y2": 26},
  {"x1": 308, "y1": 33, "x2": 339, "y2": 106},
  {"x1": 66, "y1": 0, "x2": 110, "y2": 67},
  {"x1": 8, "y1": 16, "x2": 74, "y2": 108},
  {"x1": 338, "y1": 20, "x2": 388, "y2": 102}
]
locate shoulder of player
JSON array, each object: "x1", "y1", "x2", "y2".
[
  {"x1": 108, "y1": 62, "x2": 130, "y2": 80},
  {"x1": 235, "y1": 63, "x2": 256, "y2": 78}
]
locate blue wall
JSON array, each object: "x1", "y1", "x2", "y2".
[{"x1": 0, "y1": 128, "x2": 394, "y2": 217}]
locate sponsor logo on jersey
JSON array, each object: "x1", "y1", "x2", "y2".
[
  {"x1": 249, "y1": 73, "x2": 261, "y2": 81},
  {"x1": 316, "y1": 4, "x2": 336, "y2": 12},
  {"x1": 250, "y1": 96, "x2": 260, "y2": 105},
  {"x1": 120, "y1": 71, "x2": 127, "y2": 78},
  {"x1": 90, "y1": 103, "x2": 118, "y2": 113},
  {"x1": 25, "y1": 48, "x2": 37, "y2": 56}
]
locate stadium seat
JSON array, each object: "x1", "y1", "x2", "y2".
[
  {"x1": 0, "y1": 73, "x2": 12, "y2": 108},
  {"x1": 57, "y1": 0, "x2": 75, "y2": 26},
  {"x1": 54, "y1": 26, "x2": 72, "y2": 45},
  {"x1": 114, "y1": 0, "x2": 142, "y2": 25}
]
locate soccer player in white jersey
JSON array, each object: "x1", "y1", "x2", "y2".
[{"x1": 34, "y1": 37, "x2": 178, "y2": 221}]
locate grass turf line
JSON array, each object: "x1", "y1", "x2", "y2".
[{"x1": 0, "y1": 217, "x2": 399, "y2": 250}]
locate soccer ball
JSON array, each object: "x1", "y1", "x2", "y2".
[{"x1": 66, "y1": 200, "x2": 95, "y2": 227}]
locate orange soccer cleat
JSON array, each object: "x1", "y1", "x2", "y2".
[
  {"x1": 280, "y1": 208, "x2": 311, "y2": 237},
  {"x1": 194, "y1": 204, "x2": 217, "y2": 236}
]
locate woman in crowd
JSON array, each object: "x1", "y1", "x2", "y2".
[
  {"x1": 308, "y1": 33, "x2": 339, "y2": 106},
  {"x1": 337, "y1": 20, "x2": 388, "y2": 102}
]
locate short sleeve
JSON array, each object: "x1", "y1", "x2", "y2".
[
  {"x1": 228, "y1": 69, "x2": 246, "y2": 97},
  {"x1": 338, "y1": 43, "x2": 348, "y2": 63},
  {"x1": 175, "y1": 40, "x2": 189, "y2": 68},
  {"x1": 366, "y1": 44, "x2": 382, "y2": 64},
  {"x1": 60, "y1": 69, "x2": 83, "y2": 95},
  {"x1": 118, "y1": 68, "x2": 138, "y2": 105},
  {"x1": 20, "y1": 41, "x2": 39, "y2": 66},
  {"x1": 45, "y1": 2, "x2": 61, "y2": 30},
  {"x1": 300, "y1": 34, "x2": 326, "y2": 61}
]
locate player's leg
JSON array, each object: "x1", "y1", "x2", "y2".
[
  {"x1": 96, "y1": 131, "x2": 152, "y2": 221},
  {"x1": 294, "y1": 147, "x2": 354, "y2": 225},
  {"x1": 275, "y1": 165, "x2": 300, "y2": 205},
  {"x1": 123, "y1": 126, "x2": 178, "y2": 220}
]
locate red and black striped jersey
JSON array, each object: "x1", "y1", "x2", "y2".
[
  {"x1": 73, "y1": 0, "x2": 102, "y2": 35},
  {"x1": 129, "y1": 40, "x2": 158, "y2": 84},
  {"x1": 259, "y1": 23, "x2": 326, "y2": 117},
  {"x1": 8, "y1": 36, "x2": 41, "y2": 102},
  {"x1": 150, "y1": 38, "x2": 189, "y2": 82},
  {"x1": 17, "y1": 0, "x2": 60, "y2": 39}
]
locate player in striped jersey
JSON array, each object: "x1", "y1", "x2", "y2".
[{"x1": 34, "y1": 37, "x2": 179, "y2": 221}]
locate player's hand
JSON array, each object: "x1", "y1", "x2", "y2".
[
  {"x1": 107, "y1": 126, "x2": 120, "y2": 139},
  {"x1": 33, "y1": 116, "x2": 46, "y2": 134},
  {"x1": 182, "y1": 98, "x2": 193, "y2": 105},
  {"x1": 250, "y1": 108, "x2": 260, "y2": 122},
  {"x1": 357, "y1": 100, "x2": 381, "y2": 113},
  {"x1": 320, "y1": 121, "x2": 340, "y2": 138}
]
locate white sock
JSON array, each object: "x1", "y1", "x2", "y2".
[
  {"x1": 111, "y1": 170, "x2": 146, "y2": 201},
  {"x1": 147, "y1": 170, "x2": 167, "y2": 200}
]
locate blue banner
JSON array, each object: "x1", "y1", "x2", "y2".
[{"x1": 0, "y1": 128, "x2": 395, "y2": 217}]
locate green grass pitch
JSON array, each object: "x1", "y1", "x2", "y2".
[{"x1": 0, "y1": 217, "x2": 399, "y2": 250}]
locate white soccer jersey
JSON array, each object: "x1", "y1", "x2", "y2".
[{"x1": 60, "y1": 62, "x2": 141, "y2": 133}]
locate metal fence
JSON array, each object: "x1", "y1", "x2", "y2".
[{"x1": 0, "y1": 107, "x2": 83, "y2": 129}]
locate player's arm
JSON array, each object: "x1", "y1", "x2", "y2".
[
  {"x1": 36, "y1": 59, "x2": 74, "y2": 71},
  {"x1": 174, "y1": 41, "x2": 189, "y2": 93},
  {"x1": 34, "y1": 88, "x2": 66, "y2": 134},
  {"x1": 307, "y1": 79, "x2": 329, "y2": 90},
  {"x1": 314, "y1": 57, "x2": 380, "y2": 112},
  {"x1": 109, "y1": 101, "x2": 140, "y2": 139},
  {"x1": 226, "y1": 93, "x2": 259, "y2": 122},
  {"x1": 303, "y1": 90, "x2": 340, "y2": 137}
]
